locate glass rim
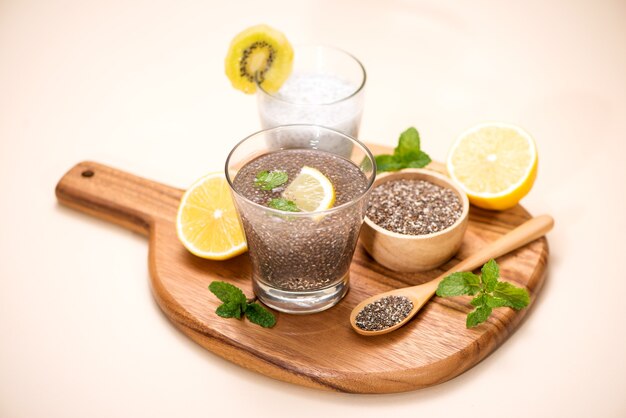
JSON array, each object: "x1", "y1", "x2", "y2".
[
  {"x1": 256, "y1": 44, "x2": 367, "y2": 106},
  {"x1": 224, "y1": 124, "x2": 377, "y2": 217}
]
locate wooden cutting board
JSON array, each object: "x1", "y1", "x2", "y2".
[{"x1": 55, "y1": 144, "x2": 549, "y2": 394}]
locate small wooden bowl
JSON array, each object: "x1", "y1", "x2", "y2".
[{"x1": 361, "y1": 168, "x2": 469, "y2": 272}]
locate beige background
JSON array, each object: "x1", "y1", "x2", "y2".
[{"x1": 1, "y1": 0, "x2": 625, "y2": 417}]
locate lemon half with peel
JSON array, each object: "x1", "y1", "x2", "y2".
[
  {"x1": 176, "y1": 172, "x2": 247, "y2": 260},
  {"x1": 283, "y1": 166, "x2": 335, "y2": 212},
  {"x1": 447, "y1": 122, "x2": 538, "y2": 211}
]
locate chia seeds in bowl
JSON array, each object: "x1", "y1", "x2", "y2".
[
  {"x1": 366, "y1": 179, "x2": 464, "y2": 236},
  {"x1": 360, "y1": 169, "x2": 469, "y2": 273}
]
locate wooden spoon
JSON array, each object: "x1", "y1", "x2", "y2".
[{"x1": 350, "y1": 214, "x2": 554, "y2": 336}]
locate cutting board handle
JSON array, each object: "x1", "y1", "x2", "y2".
[{"x1": 55, "y1": 161, "x2": 182, "y2": 235}]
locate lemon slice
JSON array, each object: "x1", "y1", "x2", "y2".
[
  {"x1": 447, "y1": 122, "x2": 538, "y2": 211},
  {"x1": 282, "y1": 166, "x2": 336, "y2": 212},
  {"x1": 176, "y1": 172, "x2": 247, "y2": 260}
]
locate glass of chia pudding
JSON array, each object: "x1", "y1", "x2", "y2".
[
  {"x1": 225, "y1": 125, "x2": 376, "y2": 314},
  {"x1": 256, "y1": 45, "x2": 366, "y2": 157}
]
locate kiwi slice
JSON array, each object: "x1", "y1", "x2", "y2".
[{"x1": 225, "y1": 24, "x2": 294, "y2": 94}]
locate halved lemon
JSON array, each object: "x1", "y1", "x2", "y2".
[
  {"x1": 447, "y1": 122, "x2": 538, "y2": 211},
  {"x1": 176, "y1": 173, "x2": 247, "y2": 260},
  {"x1": 282, "y1": 166, "x2": 335, "y2": 212}
]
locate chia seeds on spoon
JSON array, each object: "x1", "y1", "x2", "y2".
[
  {"x1": 366, "y1": 179, "x2": 463, "y2": 235},
  {"x1": 355, "y1": 295, "x2": 414, "y2": 331}
]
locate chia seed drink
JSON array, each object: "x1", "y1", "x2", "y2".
[
  {"x1": 256, "y1": 46, "x2": 366, "y2": 157},
  {"x1": 226, "y1": 125, "x2": 375, "y2": 314},
  {"x1": 234, "y1": 149, "x2": 367, "y2": 290}
]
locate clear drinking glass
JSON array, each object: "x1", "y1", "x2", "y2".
[
  {"x1": 225, "y1": 125, "x2": 376, "y2": 314},
  {"x1": 257, "y1": 45, "x2": 366, "y2": 156}
]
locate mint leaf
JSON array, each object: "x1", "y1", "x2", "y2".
[
  {"x1": 245, "y1": 303, "x2": 276, "y2": 328},
  {"x1": 208, "y1": 282, "x2": 277, "y2": 328},
  {"x1": 209, "y1": 281, "x2": 247, "y2": 320},
  {"x1": 470, "y1": 293, "x2": 488, "y2": 307},
  {"x1": 436, "y1": 260, "x2": 530, "y2": 328},
  {"x1": 375, "y1": 154, "x2": 403, "y2": 172},
  {"x1": 481, "y1": 259, "x2": 499, "y2": 293},
  {"x1": 216, "y1": 301, "x2": 245, "y2": 318},
  {"x1": 209, "y1": 281, "x2": 247, "y2": 305},
  {"x1": 394, "y1": 127, "x2": 421, "y2": 163},
  {"x1": 493, "y1": 281, "x2": 530, "y2": 310},
  {"x1": 467, "y1": 305, "x2": 492, "y2": 328},
  {"x1": 437, "y1": 272, "x2": 481, "y2": 297},
  {"x1": 255, "y1": 170, "x2": 270, "y2": 182},
  {"x1": 268, "y1": 198, "x2": 299, "y2": 212},
  {"x1": 485, "y1": 295, "x2": 510, "y2": 308},
  {"x1": 375, "y1": 127, "x2": 431, "y2": 173},
  {"x1": 255, "y1": 170, "x2": 288, "y2": 191},
  {"x1": 405, "y1": 151, "x2": 432, "y2": 168}
]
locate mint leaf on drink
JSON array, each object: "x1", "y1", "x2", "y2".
[
  {"x1": 208, "y1": 281, "x2": 276, "y2": 328},
  {"x1": 436, "y1": 259, "x2": 530, "y2": 328},
  {"x1": 245, "y1": 303, "x2": 277, "y2": 328},
  {"x1": 268, "y1": 198, "x2": 299, "y2": 212},
  {"x1": 374, "y1": 127, "x2": 432, "y2": 173},
  {"x1": 255, "y1": 170, "x2": 288, "y2": 190}
]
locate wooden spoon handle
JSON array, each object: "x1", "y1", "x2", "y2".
[
  {"x1": 445, "y1": 214, "x2": 554, "y2": 277},
  {"x1": 55, "y1": 161, "x2": 183, "y2": 235},
  {"x1": 416, "y1": 215, "x2": 554, "y2": 296}
]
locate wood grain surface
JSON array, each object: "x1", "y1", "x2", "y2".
[{"x1": 55, "y1": 144, "x2": 549, "y2": 394}]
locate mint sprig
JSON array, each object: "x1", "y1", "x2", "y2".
[
  {"x1": 268, "y1": 198, "x2": 299, "y2": 212},
  {"x1": 255, "y1": 170, "x2": 288, "y2": 190},
  {"x1": 245, "y1": 302, "x2": 277, "y2": 327},
  {"x1": 209, "y1": 281, "x2": 247, "y2": 318},
  {"x1": 208, "y1": 281, "x2": 276, "y2": 328},
  {"x1": 436, "y1": 259, "x2": 530, "y2": 328},
  {"x1": 375, "y1": 127, "x2": 431, "y2": 173}
]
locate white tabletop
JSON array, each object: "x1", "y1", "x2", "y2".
[{"x1": 1, "y1": 0, "x2": 625, "y2": 417}]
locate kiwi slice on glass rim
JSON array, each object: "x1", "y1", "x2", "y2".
[{"x1": 225, "y1": 24, "x2": 294, "y2": 94}]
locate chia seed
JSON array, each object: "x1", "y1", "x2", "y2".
[
  {"x1": 355, "y1": 296, "x2": 414, "y2": 331},
  {"x1": 366, "y1": 179, "x2": 463, "y2": 235}
]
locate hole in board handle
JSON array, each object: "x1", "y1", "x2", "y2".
[{"x1": 81, "y1": 169, "x2": 94, "y2": 178}]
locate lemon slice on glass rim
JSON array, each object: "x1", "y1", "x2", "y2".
[
  {"x1": 446, "y1": 122, "x2": 538, "y2": 211},
  {"x1": 282, "y1": 166, "x2": 336, "y2": 212}
]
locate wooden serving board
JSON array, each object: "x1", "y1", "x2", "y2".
[{"x1": 55, "y1": 144, "x2": 549, "y2": 394}]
